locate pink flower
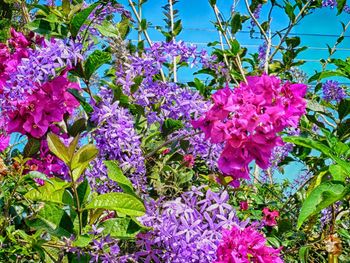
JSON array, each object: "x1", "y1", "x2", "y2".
[
  {"x1": 6, "y1": 74, "x2": 80, "y2": 138},
  {"x1": 183, "y1": 154, "x2": 195, "y2": 168},
  {"x1": 262, "y1": 207, "x2": 280, "y2": 226},
  {"x1": 192, "y1": 74, "x2": 307, "y2": 184},
  {"x1": 239, "y1": 201, "x2": 248, "y2": 211},
  {"x1": 0, "y1": 134, "x2": 10, "y2": 151},
  {"x1": 162, "y1": 148, "x2": 170, "y2": 155},
  {"x1": 215, "y1": 224, "x2": 283, "y2": 263}
]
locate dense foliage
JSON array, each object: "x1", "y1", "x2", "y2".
[{"x1": 0, "y1": 0, "x2": 350, "y2": 262}]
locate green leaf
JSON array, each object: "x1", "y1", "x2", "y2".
[
  {"x1": 285, "y1": 3, "x2": 295, "y2": 21},
  {"x1": 297, "y1": 181, "x2": 350, "y2": 228},
  {"x1": 73, "y1": 235, "x2": 92, "y2": 247},
  {"x1": 70, "y1": 3, "x2": 99, "y2": 37},
  {"x1": 84, "y1": 50, "x2": 111, "y2": 80},
  {"x1": 67, "y1": 135, "x2": 79, "y2": 160},
  {"x1": 26, "y1": 203, "x2": 73, "y2": 237},
  {"x1": 77, "y1": 178, "x2": 91, "y2": 206},
  {"x1": 84, "y1": 193, "x2": 145, "y2": 217},
  {"x1": 299, "y1": 246, "x2": 310, "y2": 263},
  {"x1": 25, "y1": 178, "x2": 73, "y2": 205},
  {"x1": 338, "y1": 99, "x2": 350, "y2": 120},
  {"x1": 47, "y1": 133, "x2": 70, "y2": 164},
  {"x1": 23, "y1": 171, "x2": 53, "y2": 184},
  {"x1": 23, "y1": 137, "x2": 41, "y2": 157},
  {"x1": 329, "y1": 164, "x2": 348, "y2": 181},
  {"x1": 337, "y1": 0, "x2": 346, "y2": 14},
  {"x1": 104, "y1": 160, "x2": 135, "y2": 195},
  {"x1": 68, "y1": 118, "x2": 86, "y2": 137},
  {"x1": 162, "y1": 118, "x2": 184, "y2": 137},
  {"x1": 100, "y1": 217, "x2": 147, "y2": 239},
  {"x1": 283, "y1": 136, "x2": 333, "y2": 157},
  {"x1": 67, "y1": 88, "x2": 93, "y2": 114},
  {"x1": 308, "y1": 70, "x2": 347, "y2": 83},
  {"x1": 71, "y1": 144, "x2": 98, "y2": 181},
  {"x1": 231, "y1": 13, "x2": 242, "y2": 34}
]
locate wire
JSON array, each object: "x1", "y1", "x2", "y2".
[{"x1": 148, "y1": 25, "x2": 350, "y2": 38}]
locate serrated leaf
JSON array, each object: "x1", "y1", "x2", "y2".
[
  {"x1": 84, "y1": 193, "x2": 145, "y2": 217},
  {"x1": 70, "y1": 3, "x2": 98, "y2": 37},
  {"x1": 47, "y1": 133, "x2": 70, "y2": 164},
  {"x1": 297, "y1": 181, "x2": 350, "y2": 228},
  {"x1": 104, "y1": 160, "x2": 135, "y2": 195}
]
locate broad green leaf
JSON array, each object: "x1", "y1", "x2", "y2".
[
  {"x1": 329, "y1": 164, "x2": 348, "y2": 181},
  {"x1": 104, "y1": 160, "x2": 135, "y2": 195},
  {"x1": 26, "y1": 203, "x2": 73, "y2": 237},
  {"x1": 47, "y1": 133, "x2": 70, "y2": 164},
  {"x1": 299, "y1": 246, "x2": 310, "y2": 263},
  {"x1": 67, "y1": 135, "x2": 79, "y2": 160},
  {"x1": 308, "y1": 70, "x2": 347, "y2": 83},
  {"x1": 100, "y1": 217, "x2": 147, "y2": 239},
  {"x1": 73, "y1": 235, "x2": 92, "y2": 247},
  {"x1": 71, "y1": 144, "x2": 98, "y2": 180},
  {"x1": 338, "y1": 99, "x2": 350, "y2": 120},
  {"x1": 84, "y1": 193, "x2": 145, "y2": 217},
  {"x1": 84, "y1": 50, "x2": 111, "y2": 80},
  {"x1": 67, "y1": 88, "x2": 93, "y2": 114},
  {"x1": 70, "y1": 3, "x2": 99, "y2": 37},
  {"x1": 231, "y1": 13, "x2": 242, "y2": 34},
  {"x1": 25, "y1": 178, "x2": 73, "y2": 205},
  {"x1": 337, "y1": 0, "x2": 346, "y2": 14},
  {"x1": 162, "y1": 118, "x2": 184, "y2": 137},
  {"x1": 68, "y1": 118, "x2": 86, "y2": 137},
  {"x1": 23, "y1": 137, "x2": 41, "y2": 157},
  {"x1": 77, "y1": 178, "x2": 91, "y2": 206},
  {"x1": 297, "y1": 181, "x2": 350, "y2": 228}
]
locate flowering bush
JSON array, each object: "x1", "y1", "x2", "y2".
[{"x1": 1, "y1": 0, "x2": 350, "y2": 262}]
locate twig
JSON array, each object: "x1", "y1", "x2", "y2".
[
  {"x1": 244, "y1": 0, "x2": 269, "y2": 43},
  {"x1": 212, "y1": 4, "x2": 247, "y2": 83},
  {"x1": 145, "y1": 131, "x2": 202, "y2": 158},
  {"x1": 169, "y1": 0, "x2": 177, "y2": 82},
  {"x1": 269, "y1": 0, "x2": 312, "y2": 60},
  {"x1": 128, "y1": 0, "x2": 166, "y2": 82},
  {"x1": 321, "y1": 20, "x2": 350, "y2": 72}
]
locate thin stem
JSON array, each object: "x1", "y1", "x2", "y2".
[
  {"x1": 269, "y1": 0, "x2": 312, "y2": 60},
  {"x1": 244, "y1": 0, "x2": 269, "y2": 43},
  {"x1": 146, "y1": 131, "x2": 202, "y2": 158},
  {"x1": 264, "y1": 28, "x2": 272, "y2": 74},
  {"x1": 212, "y1": 4, "x2": 247, "y2": 83},
  {"x1": 128, "y1": 0, "x2": 166, "y2": 82},
  {"x1": 70, "y1": 172, "x2": 82, "y2": 235},
  {"x1": 169, "y1": 0, "x2": 177, "y2": 82},
  {"x1": 137, "y1": 0, "x2": 142, "y2": 42},
  {"x1": 321, "y1": 20, "x2": 350, "y2": 72}
]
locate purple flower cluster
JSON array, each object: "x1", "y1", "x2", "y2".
[
  {"x1": 320, "y1": 201, "x2": 342, "y2": 229},
  {"x1": 115, "y1": 41, "x2": 226, "y2": 168},
  {"x1": 1, "y1": 37, "x2": 82, "y2": 111},
  {"x1": 322, "y1": 80, "x2": 346, "y2": 103},
  {"x1": 322, "y1": 0, "x2": 350, "y2": 13},
  {"x1": 88, "y1": 87, "x2": 146, "y2": 193},
  {"x1": 250, "y1": 4, "x2": 262, "y2": 28},
  {"x1": 133, "y1": 187, "x2": 241, "y2": 262}
]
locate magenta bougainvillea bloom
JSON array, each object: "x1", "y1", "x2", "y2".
[
  {"x1": 7, "y1": 74, "x2": 79, "y2": 138},
  {"x1": 183, "y1": 154, "x2": 195, "y2": 168},
  {"x1": 239, "y1": 201, "x2": 249, "y2": 211},
  {"x1": 0, "y1": 134, "x2": 10, "y2": 151},
  {"x1": 215, "y1": 224, "x2": 284, "y2": 263},
  {"x1": 262, "y1": 207, "x2": 279, "y2": 227},
  {"x1": 192, "y1": 75, "x2": 307, "y2": 184}
]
